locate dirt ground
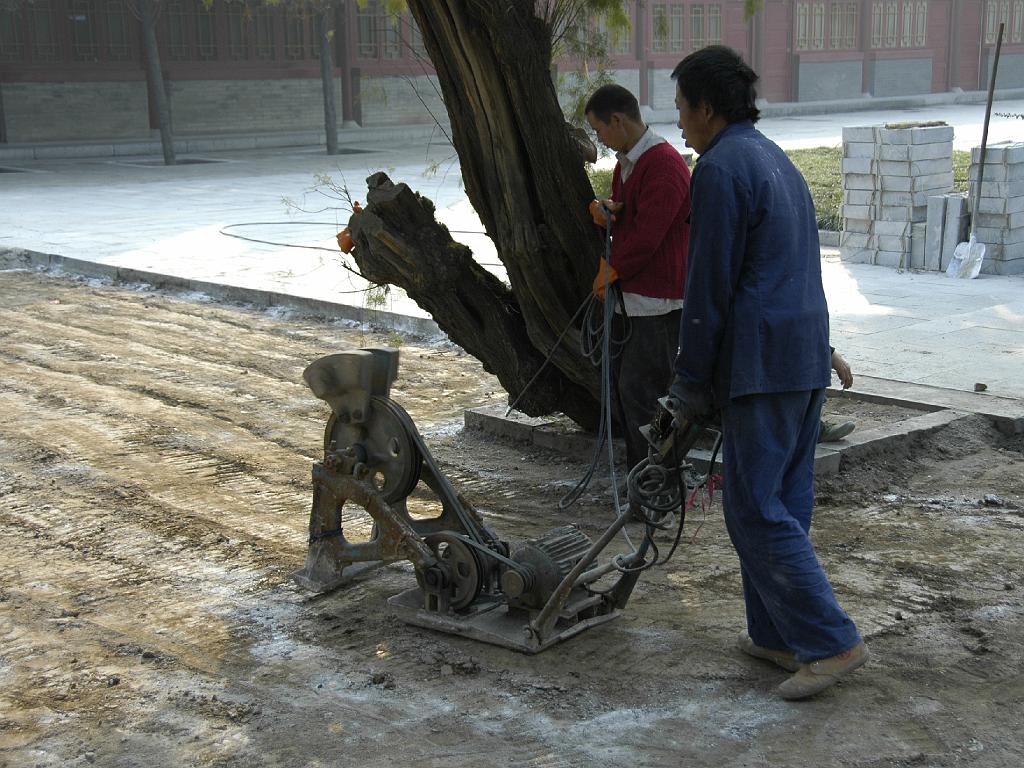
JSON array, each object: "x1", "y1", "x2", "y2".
[{"x1": 1, "y1": 268, "x2": 1023, "y2": 768}]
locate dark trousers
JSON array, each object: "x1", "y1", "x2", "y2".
[
  {"x1": 612, "y1": 310, "x2": 681, "y2": 471},
  {"x1": 721, "y1": 388, "x2": 861, "y2": 662}
]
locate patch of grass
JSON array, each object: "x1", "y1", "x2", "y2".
[
  {"x1": 953, "y1": 149, "x2": 970, "y2": 193},
  {"x1": 786, "y1": 146, "x2": 843, "y2": 231},
  {"x1": 589, "y1": 146, "x2": 972, "y2": 233},
  {"x1": 588, "y1": 167, "x2": 613, "y2": 200}
]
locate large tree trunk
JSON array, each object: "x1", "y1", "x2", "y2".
[
  {"x1": 349, "y1": 1, "x2": 604, "y2": 428},
  {"x1": 139, "y1": 0, "x2": 175, "y2": 166},
  {"x1": 318, "y1": 7, "x2": 338, "y2": 156}
]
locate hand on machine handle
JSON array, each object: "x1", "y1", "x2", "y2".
[
  {"x1": 667, "y1": 376, "x2": 715, "y2": 425},
  {"x1": 592, "y1": 257, "x2": 619, "y2": 301}
]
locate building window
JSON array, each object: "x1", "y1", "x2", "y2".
[
  {"x1": 410, "y1": 16, "x2": 427, "y2": 58},
  {"x1": 253, "y1": 6, "x2": 274, "y2": 60},
  {"x1": 357, "y1": 1, "x2": 378, "y2": 57},
  {"x1": 871, "y1": 0, "x2": 926, "y2": 48},
  {"x1": 103, "y1": 0, "x2": 130, "y2": 60},
  {"x1": 652, "y1": 4, "x2": 684, "y2": 54},
  {"x1": 285, "y1": 8, "x2": 306, "y2": 60},
  {"x1": 798, "y1": 2, "x2": 856, "y2": 50},
  {"x1": 830, "y1": 2, "x2": 857, "y2": 49},
  {"x1": 167, "y1": 0, "x2": 189, "y2": 61},
  {"x1": 381, "y1": 11, "x2": 400, "y2": 59},
  {"x1": 69, "y1": 0, "x2": 99, "y2": 62},
  {"x1": 30, "y1": 1, "x2": 60, "y2": 61},
  {"x1": 0, "y1": 7, "x2": 23, "y2": 62},
  {"x1": 707, "y1": 4, "x2": 721, "y2": 44},
  {"x1": 596, "y1": 11, "x2": 631, "y2": 55},
  {"x1": 985, "y1": 0, "x2": 1023, "y2": 42},
  {"x1": 197, "y1": 2, "x2": 216, "y2": 61},
  {"x1": 227, "y1": 2, "x2": 249, "y2": 60},
  {"x1": 690, "y1": 4, "x2": 704, "y2": 49}
]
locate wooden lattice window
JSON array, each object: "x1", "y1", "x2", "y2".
[
  {"x1": 69, "y1": 0, "x2": 99, "y2": 62},
  {"x1": 0, "y1": 7, "x2": 24, "y2": 62}
]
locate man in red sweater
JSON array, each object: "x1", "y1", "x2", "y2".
[{"x1": 584, "y1": 85, "x2": 692, "y2": 508}]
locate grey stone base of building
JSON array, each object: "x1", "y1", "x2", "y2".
[{"x1": 0, "y1": 122, "x2": 451, "y2": 162}]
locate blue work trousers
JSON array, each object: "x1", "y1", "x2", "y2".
[{"x1": 721, "y1": 389, "x2": 861, "y2": 662}]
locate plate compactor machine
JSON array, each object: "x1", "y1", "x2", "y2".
[{"x1": 293, "y1": 347, "x2": 704, "y2": 653}]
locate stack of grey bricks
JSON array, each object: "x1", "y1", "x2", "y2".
[
  {"x1": 968, "y1": 141, "x2": 1024, "y2": 275},
  {"x1": 840, "y1": 124, "x2": 954, "y2": 268}
]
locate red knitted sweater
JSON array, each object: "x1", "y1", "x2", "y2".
[{"x1": 610, "y1": 141, "x2": 691, "y2": 299}]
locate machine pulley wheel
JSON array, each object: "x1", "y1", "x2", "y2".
[
  {"x1": 325, "y1": 396, "x2": 422, "y2": 503},
  {"x1": 419, "y1": 532, "x2": 482, "y2": 611}
]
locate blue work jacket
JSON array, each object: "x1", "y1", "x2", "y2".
[{"x1": 675, "y1": 121, "x2": 831, "y2": 405}]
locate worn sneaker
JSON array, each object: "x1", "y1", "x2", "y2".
[
  {"x1": 777, "y1": 642, "x2": 869, "y2": 700},
  {"x1": 736, "y1": 632, "x2": 801, "y2": 672},
  {"x1": 818, "y1": 419, "x2": 856, "y2": 443}
]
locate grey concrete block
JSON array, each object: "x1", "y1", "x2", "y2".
[
  {"x1": 843, "y1": 189, "x2": 876, "y2": 205},
  {"x1": 843, "y1": 141, "x2": 877, "y2": 159},
  {"x1": 532, "y1": 423, "x2": 600, "y2": 455},
  {"x1": 870, "y1": 219, "x2": 912, "y2": 236},
  {"x1": 871, "y1": 249, "x2": 907, "y2": 267},
  {"x1": 843, "y1": 173, "x2": 878, "y2": 190},
  {"x1": 464, "y1": 405, "x2": 539, "y2": 443},
  {"x1": 843, "y1": 218, "x2": 873, "y2": 234},
  {"x1": 876, "y1": 158, "x2": 953, "y2": 177},
  {"x1": 974, "y1": 226, "x2": 1024, "y2": 244},
  {"x1": 975, "y1": 195, "x2": 1024, "y2": 214},
  {"x1": 910, "y1": 125, "x2": 955, "y2": 144},
  {"x1": 940, "y1": 194, "x2": 969, "y2": 271},
  {"x1": 972, "y1": 141, "x2": 1024, "y2": 164},
  {"x1": 975, "y1": 210, "x2": 1024, "y2": 229},
  {"x1": 842, "y1": 204, "x2": 874, "y2": 221},
  {"x1": 840, "y1": 246, "x2": 877, "y2": 263},
  {"x1": 969, "y1": 163, "x2": 1024, "y2": 182},
  {"x1": 841, "y1": 157, "x2": 876, "y2": 174},
  {"x1": 840, "y1": 231, "x2": 872, "y2": 247},
  {"x1": 877, "y1": 204, "x2": 925, "y2": 222},
  {"x1": 874, "y1": 234, "x2": 912, "y2": 252},
  {"x1": 910, "y1": 221, "x2": 926, "y2": 269},
  {"x1": 842, "y1": 126, "x2": 877, "y2": 143},
  {"x1": 983, "y1": 255, "x2": 1024, "y2": 275},
  {"x1": 971, "y1": 180, "x2": 1024, "y2": 197},
  {"x1": 909, "y1": 171, "x2": 955, "y2": 191},
  {"x1": 924, "y1": 195, "x2": 947, "y2": 271}
]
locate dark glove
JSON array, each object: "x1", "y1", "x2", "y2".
[{"x1": 667, "y1": 377, "x2": 714, "y2": 424}]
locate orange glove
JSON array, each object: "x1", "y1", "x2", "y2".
[
  {"x1": 592, "y1": 257, "x2": 618, "y2": 300},
  {"x1": 336, "y1": 201, "x2": 364, "y2": 254},
  {"x1": 336, "y1": 228, "x2": 353, "y2": 253},
  {"x1": 588, "y1": 199, "x2": 617, "y2": 228}
]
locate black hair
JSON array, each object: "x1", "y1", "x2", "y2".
[
  {"x1": 671, "y1": 45, "x2": 760, "y2": 124},
  {"x1": 584, "y1": 84, "x2": 642, "y2": 124}
]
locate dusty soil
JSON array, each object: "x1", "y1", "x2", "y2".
[{"x1": 1, "y1": 268, "x2": 1023, "y2": 768}]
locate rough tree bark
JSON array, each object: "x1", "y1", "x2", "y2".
[{"x1": 349, "y1": 1, "x2": 605, "y2": 429}]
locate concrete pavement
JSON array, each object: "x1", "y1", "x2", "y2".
[{"x1": 1, "y1": 98, "x2": 1022, "y2": 403}]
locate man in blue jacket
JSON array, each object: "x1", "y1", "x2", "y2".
[{"x1": 668, "y1": 46, "x2": 867, "y2": 700}]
